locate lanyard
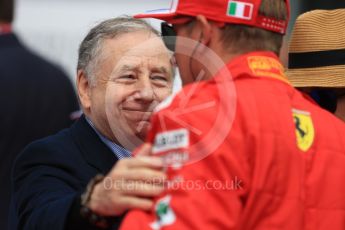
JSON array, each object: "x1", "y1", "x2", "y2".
[{"x1": 0, "y1": 24, "x2": 12, "y2": 35}]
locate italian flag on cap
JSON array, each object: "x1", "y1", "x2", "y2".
[{"x1": 227, "y1": 0, "x2": 254, "y2": 20}]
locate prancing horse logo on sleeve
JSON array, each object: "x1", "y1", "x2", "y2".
[{"x1": 292, "y1": 109, "x2": 315, "y2": 152}]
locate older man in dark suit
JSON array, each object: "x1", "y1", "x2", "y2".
[
  {"x1": 10, "y1": 17, "x2": 173, "y2": 230},
  {"x1": 0, "y1": 0, "x2": 79, "y2": 228}
]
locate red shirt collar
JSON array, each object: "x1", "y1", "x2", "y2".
[{"x1": 215, "y1": 51, "x2": 290, "y2": 86}]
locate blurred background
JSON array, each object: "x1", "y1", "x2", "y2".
[
  {"x1": 13, "y1": 0, "x2": 345, "y2": 85},
  {"x1": 14, "y1": 0, "x2": 174, "y2": 86}
]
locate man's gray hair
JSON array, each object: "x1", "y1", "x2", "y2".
[{"x1": 77, "y1": 16, "x2": 160, "y2": 85}]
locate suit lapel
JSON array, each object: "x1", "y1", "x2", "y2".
[{"x1": 71, "y1": 116, "x2": 118, "y2": 174}]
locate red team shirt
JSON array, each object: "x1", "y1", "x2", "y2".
[{"x1": 121, "y1": 52, "x2": 345, "y2": 229}]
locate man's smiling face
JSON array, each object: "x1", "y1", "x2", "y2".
[{"x1": 89, "y1": 31, "x2": 173, "y2": 149}]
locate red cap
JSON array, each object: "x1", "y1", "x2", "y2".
[{"x1": 134, "y1": 0, "x2": 290, "y2": 34}]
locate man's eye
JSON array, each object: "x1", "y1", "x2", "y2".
[
  {"x1": 120, "y1": 75, "x2": 136, "y2": 80},
  {"x1": 151, "y1": 75, "x2": 168, "y2": 82}
]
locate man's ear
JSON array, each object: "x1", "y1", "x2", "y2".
[
  {"x1": 195, "y1": 15, "x2": 212, "y2": 46},
  {"x1": 76, "y1": 70, "x2": 92, "y2": 112}
]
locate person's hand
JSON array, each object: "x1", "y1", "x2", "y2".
[{"x1": 88, "y1": 144, "x2": 165, "y2": 216}]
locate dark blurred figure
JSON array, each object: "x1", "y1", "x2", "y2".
[{"x1": 0, "y1": 0, "x2": 79, "y2": 228}]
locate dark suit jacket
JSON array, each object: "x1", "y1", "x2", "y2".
[
  {"x1": 0, "y1": 33, "x2": 79, "y2": 229},
  {"x1": 10, "y1": 116, "x2": 123, "y2": 230}
]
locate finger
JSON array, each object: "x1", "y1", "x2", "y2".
[
  {"x1": 119, "y1": 168, "x2": 167, "y2": 183},
  {"x1": 120, "y1": 196, "x2": 154, "y2": 212},
  {"x1": 114, "y1": 157, "x2": 163, "y2": 172},
  {"x1": 134, "y1": 143, "x2": 153, "y2": 157},
  {"x1": 122, "y1": 182, "x2": 165, "y2": 197},
  {"x1": 125, "y1": 156, "x2": 164, "y2": 169}
]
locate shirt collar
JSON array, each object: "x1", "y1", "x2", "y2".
[
  {"x1": 223, "y1": 51, "x2": 291, "y2": 85},
  {"x1": 85, "y1": 116, "x2": 131, "y2": 159}
]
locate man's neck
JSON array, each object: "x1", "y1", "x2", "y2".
[
  {"x1": 221, "y1": 52, "x2": 242, "y2": 65},
  {"x1": 195, "y1": 46, "x2": 240, "y2": 81}
]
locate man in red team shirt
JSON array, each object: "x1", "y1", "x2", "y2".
[{"x1": 119, "y1": 0, "x2": 345, "y2": 229}]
